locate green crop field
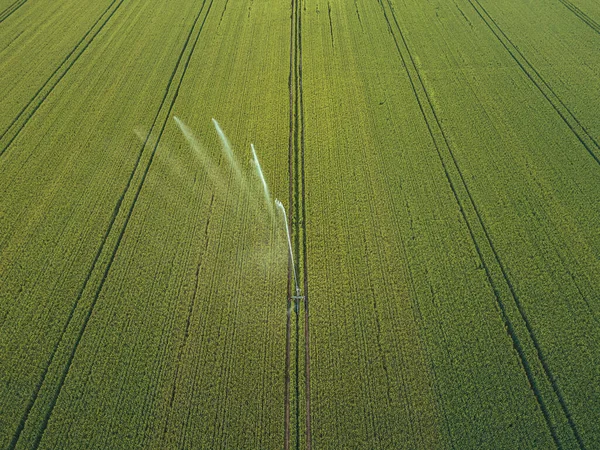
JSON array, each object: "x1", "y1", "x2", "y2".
[{"x1": 1, "y1": 0, "x2": 599, "y2": 447}]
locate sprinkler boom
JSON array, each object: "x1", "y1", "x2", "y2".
[
  {"x1": 275, "y1": 199, "x2": 301, "y2": 298},
  {"x1": 251, "y1": 143, "x2": 274, "y2": 217}
]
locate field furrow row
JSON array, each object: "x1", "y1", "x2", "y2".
[
  {"x1": 0, "y1": 0, "x2": 28, "y2": 23},
  {"x1": 378, "y1": 0, "x2": 583, "y2": 446},
  {"x1": 1, "y1": 0, "x2": 599, "y2": 447},
  {"x1": 466, "y1": 0, "x2": 600, "y2": 166},
  {"x1": 0, "y1": 0, "x2": 127, "y2": 156},
  {"x1": 557, "y1": 0, "x2": 600, "y2": 34}
]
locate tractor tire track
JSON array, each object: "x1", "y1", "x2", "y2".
[
  {"x1": 285, "y1": 0, "x2": 310, "y2": 446},
  {"x1": 284, "y1": 0, "x2": 296, "y2": 446},
  {"x1": 0, "y1": 0, "x2": 28, "y2": 23},
  {"x1": 7, "y1": 0, "x2": 215, "y2": 447},
  {"x1": 377, "y1": 0, "x2": 584, "y2": 447},
  {"x1": 284, "y1": 291, "x2": 292, "y2": 450},
  {"x1": 466, "y1": 0, "x2": 600, "y2": 167},
  {"x1": 327, "y1": 2, "x2": 334, "y2": 48},
  {"x1": 161, "y1": 193, "x2": 214, "y2": 443},
  {"x1": 556, "y1": 0, "x2": 600, "y2": 35},
  {"x1": 0, "y1": 0, "x2": 126, "y2": 157},
  {"x1": 298, "y1": 0, "x2": 311, "y2": 444}
]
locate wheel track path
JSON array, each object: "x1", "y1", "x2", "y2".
[
  {"x1": 160, "y1": 192, "x2": 214, "y2": 444},
  {"x1": 298, "y1": 0, "x2": 311, "y2": 444},
  {"x1": 467, "y1": 0, "x2": 600, "y2": 167},
  {"x1": 7, "y1": 0, "x2": 215, "y2": 446},
  {"x1": 0, "y1": 0, "x2": 28, "y2": 23},
  {"x1": 285, "y1": 0, "x2": 310, "y2": 445},
  {"x1": 555, "y1": 0, "x2": 600, "y2": 35},
  {"x1": 283, "y1": 0, "x2": 295, "y2": 443},
  {"x1": 377, "y1": 0, "x2": 585, "y2": 447},
  {"x1": 0, "y1": 0, "x2": 127, "y2": 157}
]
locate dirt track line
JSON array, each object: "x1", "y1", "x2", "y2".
[
  {"x1": 462, "y1": 1, "x2": 591, "y2": 445},
  {"x1": 161, "y1": 193, "x2": 215, "y2": 442},
  {"x1": 284, "y1": 0, "x2": 296, "y2": 446},
  {"x1": 467, "y1": 0, "x2": 600, "y2": 168},
  {"x1": 327, "y1": 2, "x2": 334, "y2": 48},
  {"x1": 0, "y1": 0, "x2": 126, "y2": 157},
  {"x1": 0, "y1": 0, "x2": 28, "y2": 23},
  {"x1": 7, "y1": 1, "x2": 214, "y2": 447},
  {"x1": 377, "y1": 0, "x2": 573, "y2": 446},
  {"x1": 556, "y1": 0, "x2": 600, "y2": 35},
  {"x1": 285, "y1": 0, "x2": 311, "y2": 445},
  {"x1": 217, "y1": 0, "x2": 230, "y2": 27},
  {"x1": 31, "y1": 0, "x2": 216, "y2": 443},
  {"x1": 297, "y1": 0, "x2": 311, "y2": 443}
]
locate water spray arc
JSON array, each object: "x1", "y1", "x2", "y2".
[
  {"x1": 173, "y1": 118, "x2": 290, "y2": 293},
  {"x1": 171, "y1": 117, "x2": 304, "y2": 449},
  {"x1": 251, "y1": 143, "x2": 274, "y2": 217},
  {"x1": 212, "y1": 118, "x2": 244, "y2": 183},
  {"x1": 275, "y1": 199, "x2": 301, "y2": 300},
  {"x1": 173, "y1": 116, "x2": 228, "y2": 194}
]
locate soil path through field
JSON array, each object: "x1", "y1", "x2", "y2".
[
  {"x1": 0, "y1": 0, "x2": 127, "y2": 157},
  {"x1": 283, "y1": 0, "x2": 295, "y2": 445},
  {"x1": 0, "y1": 0, "x2": 28, "y2": 24},
  {"x1": 284, "y1": 0, "x2": 310, "y2": 446},
  {"x1": 6, "y1": 0, "x2": 216, "y2": 447}
]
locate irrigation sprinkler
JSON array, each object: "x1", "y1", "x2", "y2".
[
  {"x1": 212, "y1": 118, "x2": 244, "y2": 184},
  {"x1": 174, "y1": 118, "x2": 300, "y2": 310},
  {"x1": 173, "y1": 116, "x2": 228, "y2": 195},
  {"x1": 275, "y1": 199, "x2": 304, "y2": 310},
  {"x1": 251, "y1": 143, "x2": 274, "y2": 218}
]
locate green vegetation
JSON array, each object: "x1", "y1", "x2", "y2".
[{"x1": 1, "y1": 0, "x2": 599, "y2": 447}]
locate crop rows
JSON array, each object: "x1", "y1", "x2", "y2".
[
  {"x1": 0, "y1": 0, "x2": 289, "y2": 446},
  {"x1": 379, "y1": 0, "x2": 585, "y2": 444},
  {"x1": 0, "y1": 0, "x2": 28, "y2": 23},
  {"x1": 285, "y1": 0, "x2": 311, "y2": 446},
  {"x1": 1, "y1": 0, "x2": 599, "y2": 447},
  {"x1": 0, "y1": 0, "x2": 213, "y2": 445},
  {"x1": 301, "y1": 0, "x2": 600, "y2": 446},
  {"x1": 301, "y1": 0, "x2": 547, "y2": 446},
  {"x1": 382, "y1": 0, "x2": 600, "y2": 444},
  {"x1": 556, "y1": 0, "x2": 600, "y2": 34},
  {"x1": 554, "y1": 0, "x2": 600, "y2": 31},
  {"x1": 0, "y1": 0, "x2": 117, "y2": 137},
  {"x1": 466, "y1": 0, "x2": 600, "y2": 165},
  {"x1": 0, "y1": 0, "x2": 126, "y2": 156}
]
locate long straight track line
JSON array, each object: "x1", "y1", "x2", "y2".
[
  {"x1": 298, "y1": 0, "x2": 311, "y2": 445},
  {"x1": 466, "y1": 0, "x2": 600, "y2": 167},
  {"x1": 160, "y1": 193, "x2": 214, "y2": 443},
  {"x1": 0, "y1": 0, "x2": 127, "y2": 157},
  {"x1": 284, "y1": 285, "x2": 292, "y2": 450},
  {"x1": 284, "y1": 0, "x2": 310, "y2": 446},
  {"x1": 556, "y1": 0, "x2": 600, "y2": 35},
  {"x1": 283, "y1": 0, "x2": 296, "y2": 445},
  {"x1": 377, "y1": 0, "x2": 585, "y2": 447},
  {"x1": 7, "y1": 0, "x2": 215, "y2": 447},
  {"x1": 0, "y1": 0, "x2": 28, "y2": 23}
]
